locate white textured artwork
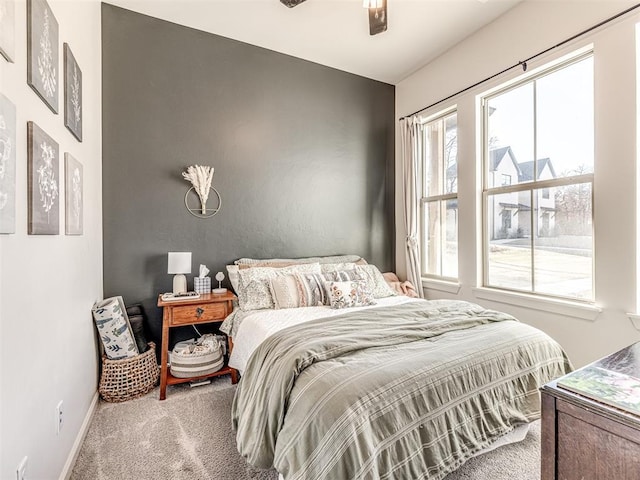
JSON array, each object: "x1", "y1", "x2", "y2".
[
  {"x1": 27, "y1": 0, "x2": 59, "y2": 113},
  {"x1": 28, "y1": 121, "x2": 59, "y2": 235},
  {"x1": 64, "y1": 153, "x2": 83, "y2": 235},
  {"x1": 0, "y1": 93, "x2": 16, "y2": 234},
  {"x1": 0, "y1": 0, "x2": 15, "y2": 62},
  {"x1": 64, "y1": 43, "x2": 82, "y2": 141}
]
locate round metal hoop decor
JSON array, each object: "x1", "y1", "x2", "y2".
[{"x1": 184, "y1": 186, "x2": 221, "y2": 218}]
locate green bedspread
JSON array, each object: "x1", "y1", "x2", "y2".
[{"x1": 232, "y1": 300, "x2": 571, "y2": 480}]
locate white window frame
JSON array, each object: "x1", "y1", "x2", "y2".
[
  {"x1": 481, "y1": 52, "x2": 595, "y2": 302},
  {"x1": 420, "y1": 108, "x2": 458, "y2": 281}
]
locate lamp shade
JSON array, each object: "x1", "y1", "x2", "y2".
[{"x1": 167, "y1": 252, "x2": 192, "y2": 274}]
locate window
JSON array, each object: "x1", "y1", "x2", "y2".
[
  {"x1": 501, "y1": 174, "x2": 512, "y2": 186},
  {"x1": 421, "y1": 111, "x2": 458, "y2": 279},
  {"x1": 482, "y1": 54, "x2": 594, "y2": 301}
]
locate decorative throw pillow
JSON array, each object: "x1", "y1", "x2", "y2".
[
  {"x1": 237, "y1": 263, "x2": 321, "y2": 311},
  {"x1": 92, "y1": 296, "x2": 139, "y2": 360},
  {"x1": 299, "y1": 270, "x2": 363, "y2": 307},
  {"x1": 356, "y1": 265, "x2": 397, "y2": 298},
  {"x1": 325, "y1": 280, "x2": 376, "y2": 309},
  {"x1": 268, "y1": 273, "x2": 331, "y2": 309},
  {"x1": 270, "y1": 275, "x2": 303, "y2": 309},
  {"x1": 297, "y1": 273, "x2": 330, "y2": 307}
]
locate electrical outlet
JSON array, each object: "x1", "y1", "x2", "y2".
[
  {"x1": 55, "y1": 400, "x2": 63, "y2": 435},
  {"x1": 16, "y1": 456, "x2": 27, "y2": 480}
]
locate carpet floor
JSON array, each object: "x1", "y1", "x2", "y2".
[{"x1": 71, "y1": 377, "x2": 541, "y2": 480}]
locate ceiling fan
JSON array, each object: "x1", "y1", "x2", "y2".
[{"x1": 280, "y1": 0, "x2": 388, "y2": 36}]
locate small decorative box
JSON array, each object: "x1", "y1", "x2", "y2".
[{"x1": 194, "y1": 276, "x2": 211, "y2": 294}]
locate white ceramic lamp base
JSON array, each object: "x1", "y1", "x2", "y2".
[
  {"x1": 212, "y1": 287, "x2": 227, "y2": 294},
  {"x1": 173, "y1": 274, "x2": 187, "y2": 294}
]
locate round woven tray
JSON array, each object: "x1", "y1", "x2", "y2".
[{"x1": 99, "y1": 342, "x2": 159, "y2": 402}]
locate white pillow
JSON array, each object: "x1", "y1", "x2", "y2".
[
  {"x1": 235, "y1": 254, "x2": 364, "y2": 265},
  {"x1": 237, "y1": 263, "x2": 321, "y2": 311}
]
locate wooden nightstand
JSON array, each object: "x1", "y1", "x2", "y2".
[{"x1": 157, "y1": 291, "x2": 238, "y2": 400}]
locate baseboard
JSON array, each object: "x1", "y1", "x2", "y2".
[{"x1": 59, "y1": 391, "x2": 99, "y2": 480}]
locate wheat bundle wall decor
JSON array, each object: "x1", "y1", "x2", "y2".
[{"x1": 182, "y1": 165, "x2": 214, "y2": 214}]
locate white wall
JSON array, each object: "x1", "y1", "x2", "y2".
[
  {"x1": 396, "y1": 0, "x2": 640, "y2": 368},
  {"x1": 0, "y1": 1, "x2": 102, "y2": 478}
]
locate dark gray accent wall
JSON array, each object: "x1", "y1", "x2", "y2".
[{"x1": 102, "y1": 4, "x2": 395, "y2": 344}]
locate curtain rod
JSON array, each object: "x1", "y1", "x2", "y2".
[{"x1": 399, "y1": 2, "x2": 640, "y2": 121}]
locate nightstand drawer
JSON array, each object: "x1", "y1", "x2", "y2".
[{"x1": 171, "y1": 303, "x2": 226, "y2": 325}]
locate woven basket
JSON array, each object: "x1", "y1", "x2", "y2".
[{"x1": 99, "y1": 342, "x2": 159, "y2": 402}]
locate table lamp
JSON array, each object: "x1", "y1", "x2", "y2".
[{"x1": 168, "y1": 252, "x2": 192, "y2": 294}]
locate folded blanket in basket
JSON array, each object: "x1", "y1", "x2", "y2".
[{"x1": 170, "y1": 334, "x2": 224, "y2": 378}]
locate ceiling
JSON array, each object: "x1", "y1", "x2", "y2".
[{"x1": 104, "y1": 0, "x2": 523, "y2": 84}]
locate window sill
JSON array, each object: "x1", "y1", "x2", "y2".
[
  {"x1": 421, "y1": 278, "x2": 461, "y2": 294},
  {"x1": 627, "y1": 313, "x2": 640, "y2": 332},
  {"x1": 472, "y1": 287, "x2": 601, "y2": 321}
]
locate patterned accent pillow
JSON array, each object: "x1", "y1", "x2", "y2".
[
  {"x1": 297, "y1": 273, "x2": 329, "y2": 306},
  {"x1": 325, "y1": 280, "x2": 376, "y2": 309},
  {"x1": 356, "y1": 265, "x2": 397, "y2": 298},
  {"x1": 92, "y1": 296, "x2": 139, "y2": 360},
  {"x1": 270, "y1": 275, "x2": 303, "y2": 309},
  {"x1": 237, "y1": 263, "x2": 321, "y2": 311},
  {"x1": 268, "y1": 273, "x2": 327, "y2": 309}
]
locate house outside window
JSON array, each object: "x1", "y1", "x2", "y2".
[
  {"x1": 482, "y1": 53, "x2": 594, "y2": 301},
  {"x1": 420, "y1": 110, "x2": 458, "y2": 279},
  {"x1": 501, "y1": 174, "x2": 511, "y2": 186}
]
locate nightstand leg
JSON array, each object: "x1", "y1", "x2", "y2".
[
  {"x1": 160, "y1": 308, "x2": 170, "y2": 400},
  {"x1": 231, "y1": 368, "x2": 238, "y2": 384}
]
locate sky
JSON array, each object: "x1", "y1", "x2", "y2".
[{"x1": 487, "y1": 56, "x2": 594, "y2": 177}]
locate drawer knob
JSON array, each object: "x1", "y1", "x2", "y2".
[{"x1": 196, "y1": 307, "x2": 204, "y2": 317}]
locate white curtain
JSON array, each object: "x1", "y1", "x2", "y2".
[{"x1": 400, "y1": 116, "x2": 424, "y2": 298}]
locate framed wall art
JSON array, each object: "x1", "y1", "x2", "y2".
[
  {"x1": 0, "y1": 0, "x2": 16, "y2": 62},
  {"x1": 27, "y1": 0, "x2": 59, "y2": 113},
  {"x1": 28, "y1": 121, "x2": 59, "y2": 235},
  {"x1": 64, "y1": 153, "x2": 83, "y2": 235},
  {"x1": 0, "y1": 93, "x2": 16, "y2": 234},
  {"x1": 63, "y1": 43, "x2": 82, "y2": 141}
]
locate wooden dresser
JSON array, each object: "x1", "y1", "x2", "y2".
[{"x1": 541, "y1": 342, "x2": 640, "y2": 480}]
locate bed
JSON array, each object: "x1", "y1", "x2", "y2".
[{"x1": 224, "y1": 259, "x2": 572, "y2": 480}]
